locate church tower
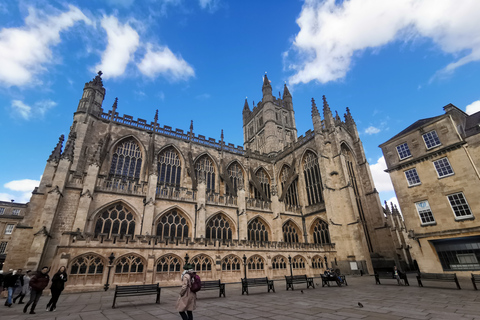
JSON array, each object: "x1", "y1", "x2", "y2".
[{"x1": 242, "y1": 74, "x2": 297, "y2": 156}]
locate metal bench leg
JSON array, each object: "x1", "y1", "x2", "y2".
[
  {"x1": 472, "y1": 278, "x2": 477, "y2": 290},
  {"x1": 455, "y1": 278, "x2": 461, "y2": 290},
  {"x1": 112, "y1": 294, "x2": 117, "y2": 309},
  {"x1": 156, "y1": 288, "x2": 161, "y2": 304},
  {"x1": 417, "y1": 277, "x2": 423, "y2": 287}
]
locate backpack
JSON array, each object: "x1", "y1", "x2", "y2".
[{"x1": 190, "y1": 274, "x2": 202, "y2": 293}]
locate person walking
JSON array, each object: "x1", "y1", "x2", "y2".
[
  {"x1": 46, "y1": 266, "x2": 67, "y2": 311},
  {"x1": 23, "y1": 267, "x2": 50, "y2": 314},
  {"x1": 13, "y1": 270, "x2": 31, "y2": 304},
  {"x1": 4, "y1": 269, "x2": 22, "y2": 307},
  {"x1": 175, "y1": 263, "x2": 197, "y2": 320}
]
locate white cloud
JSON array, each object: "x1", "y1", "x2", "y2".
[
  {"x1": 106, "y1": 0, "x2": 134, "y2": 7},
  {"x1": 4, "y1": 179, "x2": 40, "y2": 192},
  {"x1": 369, "y1": 156, "x2": 394, "y2": 192},
  {"x1": 10, "y1": 99, "x2": 56, "y2": 120},
  {"x1": 137, "y1": 44, "x2": 194, "y2": 81},
  {"x1": 199, "y1": 0, "x2": 220, "y2": 12},
  {"x1": 95, "y1": 16, "x2": 140, "y2": 79},
  {"x1": 466, "y1": 100, "x2": 480, "y2": 115},
  {"x1": 286, "y1": 0, "x2": 480, "y2": 85},
  {"x1": 364, "y1": 126, "x2": 380, "y2": 135},
  {"x1": 0, "y1": 5, "x2": 91, "y2": 87}
]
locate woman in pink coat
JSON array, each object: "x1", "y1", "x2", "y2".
[{"x1": 175, "y1": 263, "x2": 196, "y2": 320}]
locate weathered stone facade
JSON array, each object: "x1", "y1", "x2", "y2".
[
  {"x1": 5, "y1": 73, "x2": 401, "y2": 291},
  {"x1": 380, "y1": 104, "x2": 480, "y2": 276},
  {"x1": 0, "y1": 201, "x2": 27, "y2": 269}
]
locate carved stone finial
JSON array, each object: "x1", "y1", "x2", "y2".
[
  {"x1": 311, "y1": 98, "x2": 320, "y2": 118},
  {"x1": 92, "y1": 71, "x2": 103, "y2": 86},
  {"x1": 48, "y1": 134, "x2": 65, "y2": 163},
  {"x1": 154, "y1": 109, "x2": 158, "y2": 122},
  {"x1": 283, "y1": 83, "x2": 291, "y2": 99},
  {"x1": 190, "y1": 120, "x2": 194, "y2": 132},
  {"x1": 221, "y1": 129, "x2": 224, "y2": 142},
  {"x1": 60, "y1": 131, "x2": 77, "y2": 162}
]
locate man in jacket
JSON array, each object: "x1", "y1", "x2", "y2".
[
  {"x1": 23, "y1": 267, "x2": 50, "y2": 314},
  {"x1": 4, "y1": 269, "x2": 22, "y2": 307}
]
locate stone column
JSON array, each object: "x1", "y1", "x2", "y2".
[
  {"x1": 73, "y1": 163, "x2": 100, "y2": 231},
  {"x1": 196, "y1": 179, "x2": 207, "y2": 238},
  {"x1": 237, "y1": 188, "x2": 247, "y2": 240},
  {"x1": 142, "y1": 173, "x2": 158, "y2": 235}
]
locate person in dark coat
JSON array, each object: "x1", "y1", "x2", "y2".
[
  {"x1": 23, "y1": 267, "x2": 50, "y2": 314},
  {"x1": 13, "y1": 270, "x2": 31, "y2": 304},
  {"x1": 46, "y1": 266, "x2": 67, "y2": 311},
  {"x1": 4, "y1": 269, "x2": 22, "y2": 307}
]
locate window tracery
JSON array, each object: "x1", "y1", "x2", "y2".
[
  {"x1": 280, "y1": 165, "x2": 299, "y2": 207},
  {"x1": 247, "y1": 255, "x2": 265, "y2": 270},
  {"x1": 303, "y1": 151, "x2": 323, "y2": 205},
  {"x1": 206, "y1": 214, "x2": 233, "y2": 240},
  {"x1": 115, "y1": 255, "x2": 144, "y2": 273},
  {"x1": 195, "y1": 155, "x2": 215, "y2": 191},
  {"x1": 157, "y1": 148, "x2": 181, "y2": 187},
  {"x1": 156, "y1": 210, "x2": 189, "y2": 239},
  {"x1": 221, "y1": 255, "x2": 241, "y2": 271},
  {"x1": 312, "y1": 219, "x2": 331, "y2": 245},
  {"x1": 190, "y1": 255, "x2": 213, "y2": 272},
  {"x1": 156, "y1": 254, "x2": 182, "y2": 273},
  {"x1": 247, "y1": 218, "x2": 269, "y2": 242},
  {"x1": 94, "y1": 203, "x2": 135, "y2": 238},
  {"x1": 109, "y1": 138, "x2": 142, "y2": 180},
  {"x1": 226, "y1": 162, "x2": 243, "y2": 195},
  {"x1": 272, "y1": 256, "x2": 287, "y2": 269},
  {"x1": 283, "y1": 221, "x2": 300, "y2": 243},
  {"x1": 292, "y1": 256, "x2": 306, "y2": 269},
  {"x1": 70, "y1": 255, "x2": 104, "y2": 275},
  {"x1": 254, "y1": 168, "x2": 271, "y2": 200},
  {"x1": 312, "y1": 256, "x2": 324, "y2": 269}
]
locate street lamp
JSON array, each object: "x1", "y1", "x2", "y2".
[
  {"x1": 104, "y1": 252, "x2": 115, "y2": 291},
  {"x1": 324, "y1": 255, "x2": 328, "y2": 269},
  {"x1": 243, "y1": 254, "x2": 247, "y2": 280},
  {"x1": 288, "y1": 255, "x2": 293, "y2": 278},
  {"x1": 185, "y1": 253, "x2": 190, "y2": 265}
]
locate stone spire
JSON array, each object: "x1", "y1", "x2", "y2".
[
  {"x1": 110, "y1": 97, "x2": 118, "y2": 121},
  {"x1": 262, "y1": 73, "x2": 272, "y2": 101},
  {"x1": 48, "y1": 135, "x2": 65, "y2": 163},
  {"x1": 91, "y1": 71, "x2": 104, "y2": 87},
  {"x1": 243, "y1": 98, "x2": 251, "y2": 113},
  {"x1": 221, "y1": 129, "x2": 224, "y2": 143},
  {"x1": 311, "y1": 98, "x2": 320, "y2": 117},
  {"x1": 384, "y1": 201, "x2": 391, "y2": 215},
  {"x1": 283, "y1": 83, "x2": 293, "y2": 110},
  {"x1": 335, "y1": 110, "x2": 341, "y2": 125},
  {"x1": 60, "y1": 131, "x2": 77, "y2": 162},
  {"x1": 322, "y1": 95, "x2": 334, "y2": 129},
  {"x1": 311, "y1": 98, "x2": 322, "y2": 132},
  {"x1": 345, "y1": 107, "x2": 355, "y2": 126},
  {"x1": 153, "y1": 109, "x2": 158, "y2": 131},
  {"x1": 189, "y1": 120, "x2": 194, "y2": 140}
]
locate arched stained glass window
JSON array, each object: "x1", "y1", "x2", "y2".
[
  {"x1": 280, "y1": 165, "x2": 299, "y2": 207},
  {"x1": 283, "y1": 221, "x2": 300, "y2": 243},
  {"x1": 158, "y1": 148, "x2": 181, "y2": 187},
  {"x1": 206, "y1": 214, "x2": 233, "y2": 240},
  {"x1": 303, "y1": 151, "x2": 323, "y2": 205},
  {"x1": 156, "y1": 254, "x2": 182, "y2": 273},
  {"x1": 190, "y1": 255, "x2": 213, "y2": 272},
  {"x1": 254, "y1": 169, "x2": 271, "y2": 200},
  {"x1": 247, "y1": 255, "x2": 265, "y2": 270},
  {"x1": 292, "y1": 256, "x2": 306, "y2": 269},
  {"x1": 156, "y1": 210, "x2": 189, "y2": 239},
  {"x1": 70, "y1": 255, "x2": 104, "y2": 275},
  {"x1": 109, "y1": 139, "x2": 142, "y2": 180},
  {"x1": 226, "y1": 162, "x2": 243, "y2": 195},
  {"x1": 115, "y1": 255, "x2": 144, "y2": 273},
  {"x1": 312, "y1": 256, "x2": 324, "y2": 269},
  {"x1": 247, "y1": 218, "x2": 269, "y2": 242},
  {"x1": 221, "y1": 255, "x2": 241, "y2": 271},
  {"x1": 272, "y1": 256, "x2": 287, "y2": 269},
  {"x1": 94, "y1": 203, "x2": 135, "y2": 238},
  {"x1": 195, "y1": 155, "x2": 215, "y2": 191},
  {"x1": 313, "y1": 219, "x2": 331, "y2": 245}
]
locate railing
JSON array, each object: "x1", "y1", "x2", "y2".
[
  {"x1": 206, "y1": 192, "x2": 237, "y2": 207},
  {"x1": 96, "y1": 177, "x2": 146, "y2": 195},
  {"x1": 155, "y1": 185, "x2": 196, "y2": 201},
  {"x1": 246, "y1": 198, "x2": 272, "y2": 211},
  {"x1": 285, "y1": 204, "x2": 302, "y2": 214}
]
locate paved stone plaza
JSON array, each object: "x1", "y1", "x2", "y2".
[{"x1": 2, "y1": 275, "x2": 480, "y2": 320}]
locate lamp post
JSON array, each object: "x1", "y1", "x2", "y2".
[
  {"x1": 324, "y1": 255, "x2": 328, "y2": 269},
  {"x1": 104, "y1": 252, "x2": 115, "y2": 291},
  {"x1": 243, "y1": 254, "x2": 247, "y2": 280},
  {"x1": 288, "y1": 255, "x2": 293, "y2": 278},
  {"x1": 185, "y1": 253, "x2": 190, "y2": 265}
]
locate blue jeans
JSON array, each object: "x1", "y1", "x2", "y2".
[{"x1": 6, "y1": 287, "x2": 14, "y2": 305}]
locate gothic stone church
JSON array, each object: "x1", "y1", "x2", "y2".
[{"x1": 5, "y1": 73, "x2": 403, "y2": 291}]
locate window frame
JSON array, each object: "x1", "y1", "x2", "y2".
[
  {"x1": 447, "y1": 192, "x2": 474, "y2": 221},
  {"x1": 433, "y1": 157, "x2": 454, "y2": 178},
  {"x1": 0, "y1": 207, "x2": 5, "y2": 215},
  {"x1": 12, "y1": 208, "x2": 20, "y2": 216},
  {"x1": 5, "y1": 224, "x2": 15, "y2": 235},
  {"x1": 396, "y1": 143, "x2": 412, "y2": 160},
  {"x1": 404, "y1": 168, "x2": 421, "y2": 187},
  {"x1": 422, "y1": 130, "x2": 441, "y2": 149},
  {"x1": 415, "y1": 200, "x2": 436, "y2": 226},
  {"x1": 0, "y1": 241, "x2": 7, "y2": 254}
]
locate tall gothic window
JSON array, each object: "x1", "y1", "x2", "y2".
[
  {"x1": 272, "y1": 256, "x2": 287, "y2": 269},
  {"x1": 303, "y1": 151, "x2": 323, "y2": 205},
  {"x1": 195, "y1": 155, "x2": 215, "y2": 191},
  {"x1": 247, "y1": 218, "x2": 269, "y2": 242},
  {"x1": 206, "y1": 214, "x2": 233, "y2": 240},
  {"x1": 280, "y1": 166, "x2": 299, "y2": 207},
  {"x1": 226, "y1": 162, "x2": 243, "y2": 195},
  {"x1": 247, "y1": 255, "x2": 265, "y2": 270},
  {"x1": 109, "y1": 138, "x2": 142, "y2": 180},
  {"x1": 312, "y1": 219, "x2": 331, "y2": 245},
  {"x1": 115, "y1": 255, "x2": 144, "y2": 273},
  {"x1": 254, "y1": 168, "x2": 271, "y2": 200},
  {"x1": 94, "y1": 203, "x2": 135, "y2": 238},
  {"x1": 157, "y1": 148, "x2": 181, "y2": 187},
  {"x1": 156, "y1": 254, "x2": 182, "y2": 273},
  {"x1": 283, "y1": 221, "x2": 300, "y2": 243},
  {"x1": 190, "y1": 255, "x2": 213, "y2": 272},
  {"x1": 70, "y1": 254, "x2": 104, "y2": 275},
  {"x1": 221, "y1": 255, "x2": 241, "y2": 271},
  {"x1": 156, "y1": 210, "x2": 189, "y2": 239}
]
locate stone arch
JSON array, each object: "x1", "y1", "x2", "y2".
[
  {"x1": 225, "y1": 160, "x2": 246, "y2": 194},
  {"x1": 221, "y1": 254, "x2": 242, "y2": 271},
  {"x1": 113, "y1": 253, "x2": 146, "y2": 284},
  {"x1": 190, "y1": 254, "x2": 214, "y2": 272},
  {"x1": 299, "y1": 148, "x2": 319, "y2": 166},
  {"x1": 271, "y1": 255, "x2": 288, "y2": 270},
  {"x1": 157, "y1": 144, "x2": 186, "y2": 166},
  {"x1": 252, "y1": 166, "x2": 272, "y2": 200},
  {"x1": 194, "y1": 152, "x2": 217, "y2": 192},
  {"x1": 107, "y1": 135, "x2": 146, "y2": 180},
  {"x1": 254, "y1": 166, "x2": 272, "y2": 180},
  {"x1": 156, "y1": 145, "x2": 185, "y2": 188},
  {"x1": 311, "y1": 255, "x2": 325, "y2": 269},
  {"x1": 292, "y1": 255, "x2": 306, "y2": 269},
  {"x1": 282, "y1": 219, "x2": 302, "y2": 243},
  {"x1": 309, "y1": 218, "x2": 331, "y2": 245},
  {"x1": 68, "y1": 252, "x2": 105, "y2": 287},
  {"x1": 154, "y1": 208, "x2": 191, "y2": 240},
  {"x1": 205, "y1": 212, "x2": 235, "y2": 240},
  {"x1": 247, "y1": 215, "x2": 271, "y2": 242},
  {"x1": 302, "y1": 150, "x2": 324, "y2": 205},
  {"x1": 154, "y1": 253, "x2": 183, "y2": 282},
  {"x1": 279, "y1": 163, "x2": 299, "y2": 208},
  {"x1": 89, "y1": 201, "x2": 140, "y2": 238},
  {"x1": 246, "y1": 254, "x2": 265, "y2": 270}
]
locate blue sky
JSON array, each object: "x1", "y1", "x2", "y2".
[{"x1": 1, "y1": 0, "x2": 480, "y2": 209}]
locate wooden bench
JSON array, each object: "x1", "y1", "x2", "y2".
[
  {"x1": 374, "y1": 272, "x2": 410, "y2": 286},
  {"x1": 471, "y1": 274, "x2": 480, "y2": 290},
  {"x1": 112, "y1": 283, "x2": 161, "y2": 308},
  {"x1": 416, "y1": 272, "x2": 461, "y2": 289},
  {"x1": 200, "y1": 280, "x2": 226, "y2": 297},
  {"x1": 285, "y1": 275, "x2": 315, "y2": 290},
  {"x1": 241, "y1": 277, "x2": 275, "y2": 295},
  {"x1": 321, "y1": 274, "x2": 347, "y2": 287}
]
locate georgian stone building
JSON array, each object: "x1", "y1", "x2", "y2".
[
  {"x1": 380, "y1": 104, "x2": 480, "y2": 275},
  {"x1": 0, "y1": 201, "x2": 27, "y2": 270},
  {"x1": 5, "y1": 72, "x2": 401, "y2": 291}
]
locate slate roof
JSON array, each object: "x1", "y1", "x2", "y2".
[{"x1": 381, "y1": 115, "x2": 443, "y2": 145}]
